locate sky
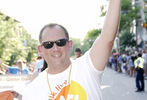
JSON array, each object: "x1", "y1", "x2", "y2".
[{"x1": 0, "y1": 0, "x2": 108, "y2": 40}]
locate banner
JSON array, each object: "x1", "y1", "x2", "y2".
[{"x1": 0, "y1": 75, "x2": 31, "y2": 93}]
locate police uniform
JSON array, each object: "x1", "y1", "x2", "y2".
[{"x1": 134, "y1": 57, "x2": 145, "y2": 92}]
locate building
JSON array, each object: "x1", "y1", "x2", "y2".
[{"x1": 135, "y1": 0, "x2": 147, "y2": 48}]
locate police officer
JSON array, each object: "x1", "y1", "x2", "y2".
[{"x1": 134, "y1": 53, "x2": 145, "y2": 92}]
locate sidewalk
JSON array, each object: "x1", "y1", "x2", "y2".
[{"x1": 144, "y1": 76, "x2": 147, "y2": 80}]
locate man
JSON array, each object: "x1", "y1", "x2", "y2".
[
  {"x1": 73, "y1": 48, "x2": 82, "y2": 60},
  {"x1": 134, "y1": 53, "x2": 145, "y2": 92},
  {"x1": 0, "y1": 59, "x2": 29, "y2": 75},
  {"x1": 22, "y1": 0, "x2": 121, "y2": 99}
]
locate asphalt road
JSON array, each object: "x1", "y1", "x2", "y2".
[{"x1": 101, "y1": 67, "x2": 147, "y2": 100}]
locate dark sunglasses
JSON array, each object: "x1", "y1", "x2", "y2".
[{"x1": 41, "y1": 39, "x2": 68, "y2": 49}]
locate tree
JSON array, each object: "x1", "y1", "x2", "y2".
[
  {"x1": 83, "y1": 29, "x2": 101, "y2": 48},
  {"x1": 21, "y1": 29, "x2": 38, "y2": 62},
  {"x1": 0, "y1": 11, "x2": 38, "y2": 65},
  {"x1": 119, "y1": 30, "x2": 136, "y2": 51},
  {"x1": 98, "y1": 0, "x2": 140, "y2": 52},
  {"x1": 119, "y1": 0, "x2": 139, "y2": 32},
  {"x1": 100, "y1": 5, "x2": 107, "y2": 17},
  {"x1": 119, "y1": 0, "x2": 139, "y2": 52},
  {"x1": 0, "y1": 12, "x2": 22, "y2": 65}
]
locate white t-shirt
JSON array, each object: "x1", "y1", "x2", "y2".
[{"x1": 22, "y1": 51, "x2": 103, "y2": 100}]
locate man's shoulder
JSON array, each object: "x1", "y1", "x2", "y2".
[
  {"x1": 25, "y1": 72, "x2": 45, "y2": 89},
  {"x1": 31, "y1": 70, "x2": 46, "y2": 83}
]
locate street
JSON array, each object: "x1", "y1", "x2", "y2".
[{"x1": 101, "y1": 67, "x2": 147, "y2": 100}]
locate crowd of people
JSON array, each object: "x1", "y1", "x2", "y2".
[
  {"x1": 108, "y1": 49, "x2": 147, "y2": 92},
  {"x1": 0, "y1": 57, "x2": 43, "y2": 75},
  {"x1": 108, "y1": 49, "x2": 147, "y2": 77}
]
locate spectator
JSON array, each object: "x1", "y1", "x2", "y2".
[
  {"x1": 0, "y1": 59, "x2": 29, "y2": 75},
  {"x1": 128, "y1": 56, "x2": 135, "y2": 77},
  {"x1": 142, "y1": 49, "x2": 147, "y2": 76},
  {"x1": 34, "y1": 56, "x2": 44, "y2": 72},
  {"x1": 118, "y1": 54, "x2": 123, "y2": 73},
  {"x1": 73, "y1": 48, "x2": 82, "y2": 60}
]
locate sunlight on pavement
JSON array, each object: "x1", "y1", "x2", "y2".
[{"x1": 101, "y1": 85, "x2": 111, "y2": 90}]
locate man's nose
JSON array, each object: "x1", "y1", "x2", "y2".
[{"x1": 52, "y1": 43, "x2": 59, "y2": 51}]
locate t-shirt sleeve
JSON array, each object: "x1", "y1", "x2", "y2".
[
  {"x1": 22, "y1": 87, "x2": 29, "y2": 100},
  {"x1": 21, "y1": 81, "x2": 36, "y2": 100},
  {"x1": 84, "y1": 50, "x2": 104, "y2": 81}
]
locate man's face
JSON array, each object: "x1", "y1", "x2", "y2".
[
  {"x1": 17, "y1": 62, "x2": 22, "y2": 68},
  {"x1": 75, "y1": 52, "x2": 81, "y2": 58},
  {"x1": 38, "y1": 27, "x2": 72, "y2": 67}
]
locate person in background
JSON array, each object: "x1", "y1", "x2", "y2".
[
  {"x1": 73, "y1": 48, "x2": 82, "y2": 60},
  {"x1": 134, "y1": 53, "x2": 145, "y2": 92},
  {"x1": 0, "y1": 59, "x2": 29, "y2": 75},
  {"x1": 118, "y1": 54, "x2": 123, "y2": 73},
  {"x1": 142, "y1": 49, "x2": 147, "y2": 77},
  {"x1": 128, "y1": 55, "x2": 135, "y2": 77},
  {"x1": 34, "y1": 56, "x2": 44, "y2": 72},
  {"x1": 111, "y1": 55, "x2": 117, "y2": 71}
]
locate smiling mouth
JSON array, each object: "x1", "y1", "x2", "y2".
[{"x1": 52, "y1": 54, "x2": 61, "y2": 58}]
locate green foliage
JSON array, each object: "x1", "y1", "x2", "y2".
[
  {"x1": 145, "y1": 13, "x2": 147, "y2": 23},
  {"x1": 100, "y1": 5, "x2": 106, "y2": 17},
  {"x1": 70, "y1": 38, "x2": 82, "y2": 56},
  {"x1": 119, "y1": 0, "x2": 139, "y2": 32},
  {"x1": 21, "y1": 29, "x2": 38, "y2": 62},
  {"x1": 121, "y1": 0, "x2": 132, "y2": 10},
  {"x1": 0, "y1": 11, "x2": 38, "y2": 65},
  {"x1": 81, "y1": 0, "x2": 140, "y2": 53},
  {"x1": 119, "y1": 30, "x2": 136, "y2": 52},
  {"x1": 119, "y1": 0, "x2": 140, "y2": 51},
  {"x1": 26, "y1": 52, "x2": 32, "y2": 62},
  {"x1": 80, "y1": 40, "x2": 91, "y2": 54},
  {"x1": 78, "y1": 29, "x2": 101, "y2": 54},
  {"x1": 84, "y1": 29, "x2": 101, "y2": 47}
]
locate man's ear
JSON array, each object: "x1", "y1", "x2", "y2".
[
  {"x1": 38, "y1": 45, "x2": 43, "y2": 57},
  {"x1": 68, "y1": 40, "x2": 73, "y2": 52}
]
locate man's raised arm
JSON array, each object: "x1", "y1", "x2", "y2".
[{"x1": 90, "y1": 0, "x2": 121, "y2": 71}]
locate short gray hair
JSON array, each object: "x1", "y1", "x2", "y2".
[{"x1": 39, "y1": 23, "x2": 69, "y2": 43}]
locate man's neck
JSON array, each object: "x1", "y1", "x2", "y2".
[{"x1": 47, "y1": 61, "x2": 71, "y2": 74}]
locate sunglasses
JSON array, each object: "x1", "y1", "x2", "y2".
[{"x1": 41, "y1": 38, "x2": 68, "y2": 49}]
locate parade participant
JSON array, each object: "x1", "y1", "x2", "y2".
[{"x1": 22, "y1": 0, "x2": 122, "y2": 99}]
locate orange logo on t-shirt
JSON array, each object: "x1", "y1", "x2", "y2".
[{"x1": 54, "y1": 80, "x2": 87, "y2": 100}]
